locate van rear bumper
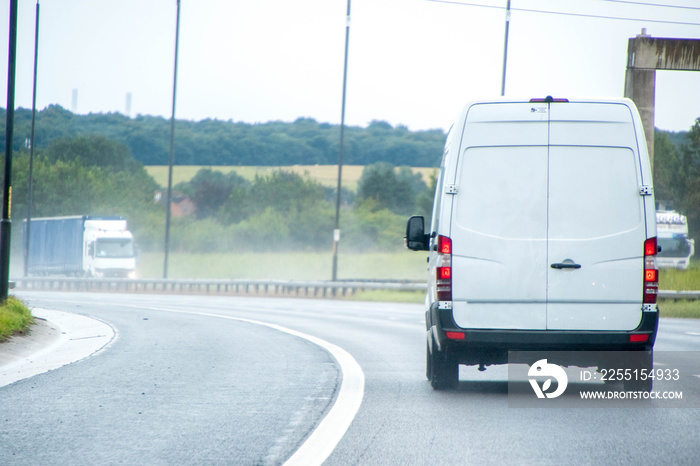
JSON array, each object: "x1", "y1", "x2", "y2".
[{"x1": 427, "y1": 302, "x2": 658, "y2": 366}]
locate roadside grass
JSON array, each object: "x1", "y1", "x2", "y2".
[
  {"x1": 0, "y1": 297, "x2": 34, "y2": 341},
  {"x1": 350, "y1": 290, "x2": 425, "y2": 304},
  {"x1": 138, "y1": 251, "x2": 428, "y2": 281},
  {"x1": 660, "y1": 300, "x2": 700, "y2": 319},
  {"x1": 660, "y1": 266, "x2": 700, "y2": 291}
]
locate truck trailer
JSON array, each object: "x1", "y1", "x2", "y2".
[{"x1": 24, "y1": 216, "x2": 136, "y2": 278}]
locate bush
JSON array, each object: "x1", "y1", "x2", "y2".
[
  {"x1": 0, "y1": 297, "x2": 34, "y2": 341},
  {"x1": 341, "y1": 199, "x2": 407, "y2": 252}
]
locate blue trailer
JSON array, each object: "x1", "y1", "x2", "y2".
[{"x1": 24, "y1": 216, "x2": 136, "y2": 277}]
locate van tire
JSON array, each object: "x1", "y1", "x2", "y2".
[{"x1": 427, "y1": 337, "x2": 459, "y2": 390}]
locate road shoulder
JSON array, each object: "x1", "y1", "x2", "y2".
[{"x1": 0, "y1": 308, "x2": 116, "y2": 387}]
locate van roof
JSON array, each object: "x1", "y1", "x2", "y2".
[{"x1": 462, "y1": 96, "x2": 635, "y2": 105}]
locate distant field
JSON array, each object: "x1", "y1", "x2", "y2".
[
  {"x1": 138, "y1": 251, "x2": 429, "y2": 281},
  {"x1": 145, "y1": 165, "x2": 438, "y2": 191}
]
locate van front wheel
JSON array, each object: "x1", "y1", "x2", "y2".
[{"x1": 427, "y1": 337, "x2": 458, "y2": 390}]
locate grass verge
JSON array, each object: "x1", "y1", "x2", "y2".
[
  {"x1": 138, "y1": 251, "x2": 428, "y2": 281},
  {"x1": 0, "y1": 296, "x2": 34, "y2": 342},
  {"x1": 660, "y1": 267, "x2": 700, "y2": 291},
  {"x1": 660, "y1": 300, "x2": 700, "y2": 319},
  {"x1": 350, "y1": 290, "x2": 425, "y2": 304}
]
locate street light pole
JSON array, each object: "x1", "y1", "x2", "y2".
[
  {"x1": 332, "y1": 0, "x2": 351, "y2": 282},
  {"x1": 500, "y1": 0, "x2": 511, "y2": 96},
  {"x1": 163, "y1": 0, "x2": 181, "y2": 279},
  {"x1": 1, "y1": 0, "x2": 19, "y2": 301},
  {"x1": 25, "y1": 1, "x2": 40, "y2": 278}
]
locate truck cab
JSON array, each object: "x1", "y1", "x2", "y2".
[
  {"x1": 656, "y1": 210, "x2": 695, "y2": 269},
  {"x1": 83, "y1": 218, "x2": 136, "y2": 278}
]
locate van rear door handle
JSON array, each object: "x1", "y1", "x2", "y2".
[{"x1": 551, "y1": 262, "x2": 581, "y2": 269}]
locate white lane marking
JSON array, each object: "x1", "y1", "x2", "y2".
[
  {"x1": 686, "y1": 332, "x2": 700, "y2": 336},
  {"x1": 0, "y1": 309, "x2": 117, "y2": 387},
  {"x1": 116, "y1": 304, "x2": 365, "y2": 466}
]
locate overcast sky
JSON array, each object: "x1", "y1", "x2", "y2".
[{"x1": 1, "y1": 0, "x2": 699, "y2": 133}]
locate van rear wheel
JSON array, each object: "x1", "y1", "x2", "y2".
[{"x1": 427, "y1": 336, "x2": 458, "y2": 390}]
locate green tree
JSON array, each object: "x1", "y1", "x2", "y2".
[
  {"x1": 653, "y1": 130, "x2": 682, "y2": 206},
  {"x1": 341, "y1": 199, "x2": 406, "y2": 251},
  {"x1": 677, "y1": 119, "x2": 700, "y2": 244},
  {"x1": 221, "y1": 170, "x2": 328, "y2": 222},
  {"x1": 182, "y1": 168, "x2": 249, "y2": 220},
  {"x1": 416, "y1": 169, "x2": 438, "y2": 220},
  {"x1": 218, "y1": 170, "x2": 334, "y2": 250},
  {"x1": 357, "y1": 162, "x2": 428, "y2": 215}
]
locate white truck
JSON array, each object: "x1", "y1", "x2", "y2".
[
  {"x1": 656, "y1": 210, "x2": 695, "y2": 269},
  {"x1": 24, "y1": 216, "x2": 137, "y2": 278}
]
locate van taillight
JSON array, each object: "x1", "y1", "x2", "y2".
[
  {"x1": 644, "y1": 237, "x2": 658, "y2": 304},
  {"x1": 437, "y1": 235, "x2": 452, "y2": 301}
]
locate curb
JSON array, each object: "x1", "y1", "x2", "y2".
[{"x1": 0, "y1": 309, "x2": 116, "y2": 387}]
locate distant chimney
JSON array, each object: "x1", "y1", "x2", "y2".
[
  {"x1": 125, "y1": 92, "x2": 132, "y2": 117},
  {"x1": 71, "y1": 89, "x2": 78, "y2": 113}
]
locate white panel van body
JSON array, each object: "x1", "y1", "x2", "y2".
[{"x1": 406, "y1": 97, "x2": 659, "y2": 390}]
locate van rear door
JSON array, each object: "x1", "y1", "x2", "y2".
[
  {"x1": 546, "y1": 102, "x2": 647, "y2": 331},
  {"x1": 450, "y1": 100, "x2": 648, "y2": 332},
  {"x1": 450, "y1": 102, "x2": 549, "y2": 330}
]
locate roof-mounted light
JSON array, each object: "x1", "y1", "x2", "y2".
[{"x1": 529, "y1": 96, "x2": 569, "y2": 103}]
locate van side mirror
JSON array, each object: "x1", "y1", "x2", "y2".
[{"x1": 405, "y1": 216, "x2": 430, "y2": 251}]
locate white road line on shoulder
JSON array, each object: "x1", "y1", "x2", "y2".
[{"x1": 120, "y1": 305, "x2": 365, "y2": 466}]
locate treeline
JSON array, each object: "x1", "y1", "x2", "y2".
[{"x1": 0, "y1": 106, "x2": 446, "y2": 167}]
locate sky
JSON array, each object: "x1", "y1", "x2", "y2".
[{"x1": 0, "y1": 0, "x2": 699, "y2": 134}]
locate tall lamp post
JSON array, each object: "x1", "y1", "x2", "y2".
[
  {"x1": 1, "y1": 0, "x2": 19, "y2": 301},
  {"x1": 500, "y1": 0, "x2": 511, "y2": 96},
  {"x1": 163, "y1": 0, "x2": 181, "y2": 279},
  {"x1": 332, "y1": 0, "x2": 351, "y2": 281},
  {"x1": 24, "y1": 1, "x2": 40, "y2": 278}
]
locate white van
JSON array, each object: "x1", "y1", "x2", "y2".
[{"x1": 406, "y1": 97, "x2": 659, "y2": 390}]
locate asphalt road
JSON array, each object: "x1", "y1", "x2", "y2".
[{"x1": 2, "y1": 292, "x2": 700, "y2": 465}]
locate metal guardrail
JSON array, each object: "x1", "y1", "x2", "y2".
[
  {"x1": 10, "y1": 277, "x2": 426, "y2": 298},
  {"x1": 657, "y1": 290, "x2": 700, "y2": 300},
  {"x1": 8, "y1": 277, "x2": 700, "y2": 300}
]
